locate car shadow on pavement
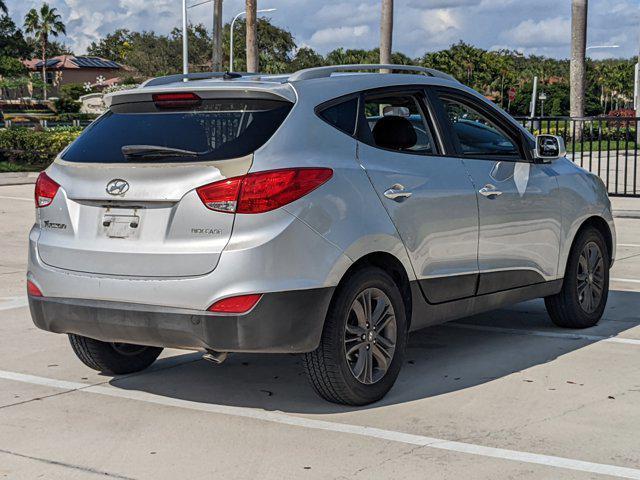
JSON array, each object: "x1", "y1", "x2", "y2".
[{"x1": 108, "y1": 290, "x2": 640, "y2": 414}]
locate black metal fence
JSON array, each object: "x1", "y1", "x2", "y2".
[{"x1": 516, "y1": 116, "x2": 639, "y2": 197}]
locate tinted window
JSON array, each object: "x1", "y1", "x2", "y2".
[
  {"x1": 361, "y1": 93, "x2": 436, "y2": 154},
  {"x1": 62, "y1": 99, "x2": 292, "y2": 163},
  {"x1": 439, "y1": 97, "x2": 520, "y2": 158},
  {"x1": 318, "y1": 98, "x2": 358, "y2": 135}
]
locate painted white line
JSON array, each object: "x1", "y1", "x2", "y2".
[
  {"x1": 1, "y1": 370, "x2": 640, "y2": 479},
  {"x1": 446, "y1": 323, "x2": 640, "y2": 346},
  {"x1": 611, "y1": 277, "x2": 640, "y2": 284},
  {"x1": 618, "y1": 244, "x2": 640, "y2": 248},
  {"x1": 0, "y1": 196, "x2": 31, "y2": 202},
  {"x1": 0, "y1": 296, "x2": 28, "y2": 311}
]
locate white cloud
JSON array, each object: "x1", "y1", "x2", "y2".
[
  {"x1": 310, "y1": 25, "x2": 372, "y2": 46},
  {"x1": 5, "y1": 0, "x2": 640, "y2": 59},
  {"x1": 501, "y1": 16, "x2": 570, "y2": 48}
]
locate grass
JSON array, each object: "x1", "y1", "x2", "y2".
[
  {"x1": 0, "y1": 161, "x2": 42, "y2": 173},
  {"x1": 569, "y1": 140, "x2": 638, "y2": 152}
]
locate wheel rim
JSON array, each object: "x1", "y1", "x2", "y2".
[
  {"x1": 111, "y1": 343, "x2": 147, "y2": 356},
  {"x1": 344, "y1": 288, "x2": 397, "y2": 385},
  {"x1": 576, "y1": 241, "x2": 605, "y2": 314}
]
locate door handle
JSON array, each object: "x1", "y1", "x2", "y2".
[
  {"x1": 384, "y1": 184, "x2": 412, "y2": 201},
  {"x1": 479, "y1": 184, "x2": 503, "y2": 198}
]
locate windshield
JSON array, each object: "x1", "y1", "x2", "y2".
[{"x1": 62, "y1": 98, "x2": 292, "y2": 163}]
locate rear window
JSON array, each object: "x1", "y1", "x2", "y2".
[
  {"x1": 62, "y1": 98, "x2": 292, "y2": 163},
  {"x1": 317, "y1": 97, "x2": 358, "y2": 136}
]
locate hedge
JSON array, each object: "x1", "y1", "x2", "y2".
[{"x1": 0, "y1": 127, "x2": 82, "y2": 168}]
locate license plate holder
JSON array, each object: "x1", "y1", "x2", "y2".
[{"x1": 102, "y1": 214, "x2": 140, "y2": 239}]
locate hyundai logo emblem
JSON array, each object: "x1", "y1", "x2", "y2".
[{"x1": 106, "y1": 179, "x2": 130, "y2": 196}]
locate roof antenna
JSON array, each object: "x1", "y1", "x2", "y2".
[{"x1": 223, "y1": 71, "x2": 242, "y2": 80}]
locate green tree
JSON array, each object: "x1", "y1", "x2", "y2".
[
  {"x1": 0, "y1": 16, "x2": 31, "y2": 58},
  {"x1": 0, "y1": 56, "x2": 27, "y2": 77},
  {"x1": 24, "y1": 2, "x2": 66, "y2": 100},
  {"x1": 290, "y1": 47, "x2": 325, "y2": 71},
  {"x1": 0, "y1": 1, "x2": 7, "y2": 15}
]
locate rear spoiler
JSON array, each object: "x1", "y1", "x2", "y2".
[{"x1": 105, "y1": 82, "x2": 296, "y2": 107}]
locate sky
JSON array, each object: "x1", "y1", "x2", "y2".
[{"x1": 5, "y1": 0, "x2": 640, "y2": 60}]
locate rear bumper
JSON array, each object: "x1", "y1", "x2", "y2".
[{"x1": 29, "y1": 288, "x2": 334, "y2": 353}]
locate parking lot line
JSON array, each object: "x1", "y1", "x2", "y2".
[
  {"x1": 611, "y1": 277, "x2": 640, "y2": 284},
  {"x1": 445, "y1": 323, "x2": 640, "y2": 345},
  {"x1": 0, "y1": 196, "x2": 32, "y2": 202},
  {"x1": 0, "y1": 296, "x2": 28, "y2": 311},
  {"x1": 1, "y1": 369, "x2": 640, "y2": 479},
  {"x1": 618, "y1": 244, "x2": 640, "y2": 248}
]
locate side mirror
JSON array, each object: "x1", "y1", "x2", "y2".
[{"x1": 535, "y1": 134, "x2": 566, "y2": 162}]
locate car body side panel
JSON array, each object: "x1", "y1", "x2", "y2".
[
  {"x1": 553, "y1": 158, "x2": 616, "y2": 277},
  {"x1": 254, "y1": 91, "x2": 417, "y2": 281}
]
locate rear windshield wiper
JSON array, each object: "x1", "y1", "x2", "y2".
[{"x1": 121, "y1": 145, "x2": 199, "y2": 160}]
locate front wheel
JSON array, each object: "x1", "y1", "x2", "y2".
[
  {"x1": 304, "y1": 267, "x2": 407, "y2": 405},
  {"x1": 69, "y1": 334, "x2": 163, "y2": 375},
  {"x1": 545, "y1": 227, "x2": 610, "y2": 329}
]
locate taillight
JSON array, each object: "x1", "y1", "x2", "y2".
[
  {"x1": 152, "y1": 92, "x2": 201, "y2": 109},
  {"x1": 27, "y1": 280, "x2": 43, "y2": 297},
  {"x1": 35, "y1": 172, "x2": 60, "y2": 208},
  {"x1": 196, "y1": 177, "x2": 242, "y2": 213},
  {"x1": 196, "y1": 168, "x2": 333, "y2": 214},
  {"x1": 208, "y1": 294, "x2": 262, "y2": 313}
]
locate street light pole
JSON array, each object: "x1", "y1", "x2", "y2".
[{"x1": 229, "y1": 8, "x2": 276, "y2": 72}]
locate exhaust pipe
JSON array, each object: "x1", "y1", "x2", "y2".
[{"x1": 203, "y1": 350, "x2": 228, "y2": 365}]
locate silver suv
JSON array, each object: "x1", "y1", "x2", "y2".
[{"x1": 28, "y1": 65, "x2": 616, "y2": 405}]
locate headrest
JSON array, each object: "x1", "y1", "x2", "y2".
[{"x1": 372, "y1": 116, "x2": 417, "y2": 151}]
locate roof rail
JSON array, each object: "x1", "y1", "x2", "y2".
[
  {"x1": 288, "y1": 64, "x2": 458, "y2": 82},
  {"x1": 140, "y1": 71, "x2": 257, "y2": 88}
]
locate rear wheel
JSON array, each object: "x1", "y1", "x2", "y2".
[
  {"x1": 69, "y1": 334, "x2": 163, "y2": 374},
  {"x1": 545, "y1": 227, "x2": 609, "y2": 329},
  {"x1": 304, "y1": 267, "x2": 407, "y2": 405}
]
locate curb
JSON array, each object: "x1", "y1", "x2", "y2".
[
  {"x1": 0, "y1": 172, "x2": 39, "y2": 186},
  {"x1": 613, "y1": 210, "x2": 640, "y2": 220}
]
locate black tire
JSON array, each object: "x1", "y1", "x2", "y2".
[
  {"x1": 545, "y1": 227, "x2": 610, "y2": 329},
  {"x1": 304, "y1": 267, "x2": 407, "y2": 405},
  {"x1": 68, "y1": 334, "x2": 163, "y2": 375}
]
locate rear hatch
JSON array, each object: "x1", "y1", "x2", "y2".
[{"x1": 37, "y1": 86, "x2": 293, "y2": 277}]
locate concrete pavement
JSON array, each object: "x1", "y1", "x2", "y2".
[{"x1": 1, "y1": 184, "x2": 639, "y2": 479}]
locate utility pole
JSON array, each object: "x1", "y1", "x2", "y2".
[
  {"x1": 182, "y1": 0, "x2": 189, "y2": 77},
  {"x1": 212, "y1": 0, "x2": 223, "y2": 71},
  {"x1": 570, "y1": 0, "x2": 588, "y2": 121},
  {"x1": 245, "y1": 0, "x2": 258, "y2": 73},
  {"x1": 379, "y1": 0, "x2": 393, "y2": 73}
]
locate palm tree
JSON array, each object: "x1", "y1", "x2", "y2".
[
  {"x1": 245, "y1": 0, "x2": 258, "y2": 72},
  {"x1": 379, "y1": 0, "x2": 393, "y2": 72},
  {"x1": 570, "y1": 0, "x2": 588, "y2": 119},
  {"x1": 212, "y1": 0, "x2": 223, "y2": 71},
  {"x1": 24, "y1": 3, "x2": 66, "y2": 100}
]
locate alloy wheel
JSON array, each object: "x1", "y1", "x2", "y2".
[
  {"x1": 344, "y1": 288, "x2": 397, "y2": 384},
  {"x1": 576, "y1": 241, "x2": 605, "y2": 314}
]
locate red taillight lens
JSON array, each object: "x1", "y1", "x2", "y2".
[
  {"x1": 35, "y1": 172, "x2": 60, "y2": 208},
  {"x1": 152, "y1": 92, "x2": 201, "y2": 109},
  {"x1": 196, "y1": 168, "x2": 333, "y2": 214},
  {"x1": 208, "y1": 294, "x2": 262, "y2": 314},
  {"x1": 196, "y1": 177, "x2": 243, "y2": 213},
  {"x1": 237, "y1": 168, "x2": 333, "y2": 214},
  {"x1": 27, "y1": 280, "x2": 43, "y2": 297}
]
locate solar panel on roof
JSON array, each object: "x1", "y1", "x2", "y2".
[
  {"x1": 72, "y1": 56, "x2": 120, "y2": 69},
  {"x1": 35, "y1": 59, "x2": 61, "y2": 68}
]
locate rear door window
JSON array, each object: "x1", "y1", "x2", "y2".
[
  {"x1": 62, "y1": 98, "x2": 292, "y2": 163},
  {"x1": 359, "y1": 92, "x2": 437, "y2": 155}
]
